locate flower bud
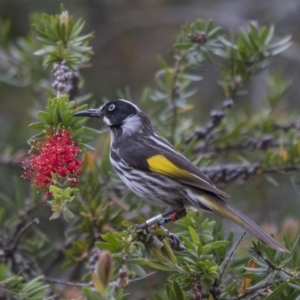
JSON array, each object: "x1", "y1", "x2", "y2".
[
  {"x1": 95, "y1": 251, "x2": 114, "y2": 288},
  {"x1": 282, "y1": 217, "x2": 300, "y2": 238},
  {"x1": 57, "y1": 83, "x2": 66, "y2": 91},
  {"x1": 189, "y1": 31, "x2": 207, "y2": 44},
  {"x1": 59, "y1": 11, "x2": 69, "y2": 26}
]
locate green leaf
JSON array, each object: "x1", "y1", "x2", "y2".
[
  {"x1": 157, "y1": 55, "x2": 169, "y2": 68},
  {"x1": 83, "y1": 127, "x2": 102, "y2": 135},
  {"x1": 130, "y1": 264, "x2": 146, "y2": 277},
  {"x1": 20, "y1": 276, "x2": 48, "y2": 297},
  {"x1": 264, "y1": 281, "x2": 288, "y2": 300},
  {"x1": 135, "y1": 215, "x2": 146, "y2": 224},
  {"x1": 81, "y1": 143, "x2": 95, "y2": 151},
  {"x1": 174, "y1": 43, "x2": 192, "y2": 50},
  {"x1": 288, "y1": 282, "x2": 300, "y2": 291},
  {"x1": 189, "y1": 226, "x2": 200, "y2": 244},
  {"x1": 101, "y1": 234, "x2": 122, "y2": 252},
  {"x1": 183, "y1": 138, "x2": 198, "y2": 157},
  {"x1": 264, "y1": 24, "x2": 275, "y2": 45},
  {"x1": 207, "y1": 240, "x2": 229, "y2": 250},
  {"x1": 62, "y1": 110, "x2": 73, "y2": 127},
  {"x1": 180, "y1": 236, "x2": 195, "y2": 250},
  {"x1": 79, "y1": 136, "x2": 93, "y2": 143},
  {"x1": 38, "y1": 111, "x2": 53, "y2": 123},
  {"x1": 172, "y1": 281, "x2": 184, "y2": 300},
  {"x1": 165, "y1": 284, "x2": 172, "y2": 298},
  {"x1": 182, "y1": 74, "x2": 203, "y2": 82},
  {"x1": 247, "y1": 272, "x2": 275, "y2": 290},
  {"x1": 207, "y1": 26, "x2": 222, "y2": 39},
  {"x1": 154, "y1": 293, "x2": 164, "y2": 300},
  {"x1": 155, "y1": 228, "x2": 167, "y2": 237},
  {"x1": 29, "y1": 122, "x2": 45, "y2": 130},
  {"x1": 72, "y1": 117, "x2": 87, "y2": 130},
  {"x1": 121, "y1": 220, "x2": 134, "y2": 228},
  {"x1": 146, "y1": 261, "x2": 174, "y2": 272},
  {"x1": 268, "y1": 41, "x2": 292, "y2": 56},
  {"x1": 49, "y1": 185, "x2": 62, "y2": 195},
  {"x1": 34, "y1": 46, "x2": 55, "y2": 56},
  {"x1": 95, "y1": 242, "x2": 112, "y2": 251}
]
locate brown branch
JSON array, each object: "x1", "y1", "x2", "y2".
[
  {"x1": 191, "y1": 121, "x2": 300, "y2": 155},
  {"x1": 273, "y1": 121, "x2": 300, "y2": 132},
  {"x1": 189, "y1": 119, "x2": 300, "y2": 155},
  {"x1": 193, "y1": 137, "x2": 287, "y2": 155},
  {"x1": 203, "y1": 164, "x2": 300, "y2": 184},
  {"x1": 185, "y1": 99, "x2": 233, "y2": 145}
]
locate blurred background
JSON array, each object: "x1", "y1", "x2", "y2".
[{"x1": 1, "y1": 1, "x2": 300, "y2": 296}]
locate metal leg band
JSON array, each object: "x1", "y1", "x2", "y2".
[{"x1": 145, "y1": 214, "x2": 163, "y2": 226}]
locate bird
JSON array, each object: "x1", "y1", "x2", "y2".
[{"x1": 74, "y1": 99, "x2": 288, "y2": 252}]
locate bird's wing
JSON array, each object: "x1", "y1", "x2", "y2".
[
  {"x1": 146, "y1": 151, "x2": 229, "y2": 199},
  {"x1": 121, "y1": 135, "x2": 229, "y2": 199}
]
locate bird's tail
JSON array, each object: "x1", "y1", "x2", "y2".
[{"x1": 197, "y1": 193, "x2": 289, "y2": 253}]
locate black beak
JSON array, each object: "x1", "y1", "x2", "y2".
[{"x1": 73, "y1": 108, "x2": 103, "y2": 118}]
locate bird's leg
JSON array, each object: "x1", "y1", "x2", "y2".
[
  {"x1": 131, "y1": 209, "x2": 185, "y2": 251},
  {"x1": 158, "y1": 208, "x2": 187, "y2": 226},
  {"x1": 133, "y1": 215, "x2": 164, "y2": 230},
  {"x1": 132, "y1": 208, "x2": 186, "y2": 230}
]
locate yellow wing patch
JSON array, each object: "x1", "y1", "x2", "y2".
[{"x1": 147, "y1": 154, "x2": 208, "y2": 184}]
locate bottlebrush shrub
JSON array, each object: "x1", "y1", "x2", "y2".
[{"x1": 22, "y1": 96, "x2": 101, "y2": 221}]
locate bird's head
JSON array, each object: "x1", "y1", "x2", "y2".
[{"x1": 74, "y1": 99, "x2": 150, "y2": 135}]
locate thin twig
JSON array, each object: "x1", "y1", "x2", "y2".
[
  {"x1": 128, "y1": 271, "x2": 156, "y2": 283},
  {"x1": 43, "y1": 277, "x2": 87, "y2": 287},
  {"x1": 44, "y1": 271, "x2": 157, "y2": 288},
  {"x1": 209, "y1": 232, "x2": 247, "y2": 300},
  {"x1": 9, "y1": 218, "x2": 39, "y2": 252},
  {"x1": 219, "y1": 231, "x2": 246, "y2": 285}
]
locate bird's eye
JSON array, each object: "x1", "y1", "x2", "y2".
[{"x1": 108, "y1": 104, "x2": 115, "y2": 111}]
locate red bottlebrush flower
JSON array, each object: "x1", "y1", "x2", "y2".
[{"x1": 22, "y1": 128, "x2": 83, "y2": 189}]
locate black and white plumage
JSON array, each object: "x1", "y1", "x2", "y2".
[{"x1": 74, "y1": 99, "x2": 288, "y2": 252}]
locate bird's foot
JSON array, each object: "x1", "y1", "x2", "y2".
[
  {"x1": 168, "y1": 232, "x2": 184, "y2": 251},
  {"x1": 127, "y1": 214, "x2": 184, "y2": 250}
]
